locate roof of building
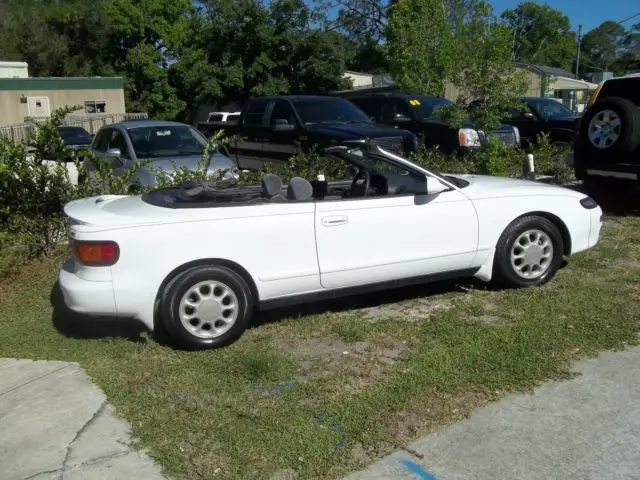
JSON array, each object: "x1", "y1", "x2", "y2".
[
  {"x1": 517, "y1": 62, "x2": 576, "y2": 79},
  {"x1": 0, "y1": 77, "x2": 123, "y2": 91}
]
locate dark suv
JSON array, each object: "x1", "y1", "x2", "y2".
[{"x1": 574, "y1": 75, "x2": 640, "y2": 204}]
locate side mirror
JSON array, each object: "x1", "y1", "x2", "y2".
[
  {"x1": 105, "y1": 147, "x2": 124, "y2": 163},
  {"x1": 394, "y1": 114, "x2": 411, "y2": 123},
  {"x1": 426, "y1": 176, "x2": 448, "y2": 195},
  {"x1": 523, "y1": 112, "x2": 536, "y2": 120}
]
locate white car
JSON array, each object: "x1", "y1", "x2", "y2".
[{"x1": 58, "y1": 144, "x2": 602, "y2": 350}]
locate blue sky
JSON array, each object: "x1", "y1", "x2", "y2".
[{"x1": 490, "y1": 0, "x2": 640, "y2": 32}]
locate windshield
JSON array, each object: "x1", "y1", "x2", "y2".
[
  {"x1": 408, "y1": 96, "x2": 455, "y2": 120},
  {"x1": 528, "y1": 98, "x2": 575, "y2": 119},
  {"x1": 127, "y1": 125, "x2": 208, "y2": 158},
  {"x1": 57, "y1": 127, "x2": 92, "y2": 144},
  {"x1": 293, "y1": 98, "x2": 372, "y2": 125}
]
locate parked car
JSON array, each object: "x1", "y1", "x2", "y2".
[
  {"x1": 573, "y1": 74, "x2": 640, "y2": 205},
  {"x1": 57, "y1": 126, "x2": 94, "y2": 153},
  {"x1": 84, "y1": 120, "x2": 239, "y2": 190},
  {"x1": 335, "y1": 92, "x2": 521, "y2": 153},
  {"x1": 501, "y1": 97, "x2": 579, "y2": 147},
  {"x1": 196, "y1": 95, "x2": 419, "y2": 170},
  {"x1": 59, "y1": 142, "x2": 602, "y2": 350}
]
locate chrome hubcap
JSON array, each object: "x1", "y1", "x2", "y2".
[
  {"x1": 179, "y1": 281, "x2": 239, "y2": 338},
  {"x1": 510, "y1": 229, "x2": 553, "y2": 280},
  {"x1": 588, "y1": 109, "x2": 621, "y2": 149}
]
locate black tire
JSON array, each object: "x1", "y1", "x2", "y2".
[
  {"x1": 577, "y1": 97, "x2": 640, "y2": 162},
  {"x1": 493, "y1": 216, "x2": 564, "y2": 288},
  {"x1": 160, "y1": 265, "x2": 254, "y2": 350}
]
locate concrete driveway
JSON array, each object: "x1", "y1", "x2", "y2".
[{"x1": 346, "y1": 346, "x2": 640, "y2": 480}]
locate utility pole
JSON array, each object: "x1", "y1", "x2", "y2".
[{"x1": 575, "y1": 24, "x2": 582, "y2": 78}]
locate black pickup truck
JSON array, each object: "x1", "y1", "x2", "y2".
[
  {"x1": 335, "y1": 92, "x2": 521, "y2": 153},
  {"x1": 197, "y1": 95, "x2": 418, "y2": 170}
]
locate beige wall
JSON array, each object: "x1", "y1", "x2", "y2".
[
  {"x1": 0, "y1": 88, "x2": 126, "y2": 125},
  {"x1": 444, "y1": 69, "x2": 543, "y2": 102}
]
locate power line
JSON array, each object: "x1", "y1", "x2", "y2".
[{"x1": 617, "y1": 11, "x2": 640, "y2": 24}]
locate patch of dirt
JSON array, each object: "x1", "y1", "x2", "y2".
[
  {"x1": 606, "y1": 259, "x2": 640, "y2": 269},
  {"x1": 387, "y1": 390, "x2": 490, "y2": 445},
  {"x1": 269, "y1": 468, "x2": 298, "y2": 480},
  {"x1": 349, "y1": 442, "x2": 373, "y2": 466},
  {"x1": 280, "y1": 335, "x2": 410, "y2": 389},
  {"x1": 470, "y1": 314, "x2": 502, "y2": 325},
  {"x1": 355, "y1": 298, "x2": 454, "y2": 322}
]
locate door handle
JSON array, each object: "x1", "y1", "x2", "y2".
[{"x1": 322, "y1": 215, "x2": 348, "y2": 227}]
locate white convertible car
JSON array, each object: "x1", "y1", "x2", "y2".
[{"x1": 59, "y1": 144, "x2": 602, "y2": 349}]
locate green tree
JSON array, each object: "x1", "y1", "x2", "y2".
[
  {"x1": 580, "y1": 21, "x2": 626, "y2": 73},
  {"x1": 384, "y1": 0, "x2": 457, "y2": 95},
  {"x1": 171, "y1": 0, "x2": 352, "y2": 118},
  {"x1": 102, "y1": 0, "x2": 192, "y2": 118},
  {"x1": 501, "y1": 2, "x2": 576, "y2": 70},
  {"x1": 454, "y1": 1, "x2": 528, "y2": 130},
  {"x1": 385, "y1": 0, "x2": 526, "y2": 129}
]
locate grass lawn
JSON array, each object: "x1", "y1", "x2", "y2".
[{"x1": 1, "y1": 214, "x2": 640, "y2": 479}]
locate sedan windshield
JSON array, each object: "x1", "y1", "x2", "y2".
[
  {"x1": 127, "y1": 125, "x2": 208, "y2": 158},
  {"x1": 528, "y1": 98, "x2": 575, "y2": 119},
  {"x1": 293, "y1": 98, "x2": 372, "y2": 125}
]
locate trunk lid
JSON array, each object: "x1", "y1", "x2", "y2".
[{"x1": 64, "y1": 195, "x2": 168, "y2": 230}]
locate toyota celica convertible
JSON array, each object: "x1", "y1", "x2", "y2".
[{"x1": 59, "y1": 143, "x2": 602, "y2": 350}]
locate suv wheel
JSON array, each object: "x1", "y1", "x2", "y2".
[{"x1": 578, "y1": 97, "x2": 640, "y2": 161}]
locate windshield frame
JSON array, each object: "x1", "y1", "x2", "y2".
[
  {"x1": 126, "y1": 124, "x2": 209, "y2": 159},
  {"x1": 291, "y1": 98, "x2": 373, "y2": 126}
]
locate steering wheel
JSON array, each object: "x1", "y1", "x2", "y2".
[{"x1": 350, "y1": 170, "x2": 371, "y2": 197}]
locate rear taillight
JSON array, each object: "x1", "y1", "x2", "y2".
[{"x1": 72, "y1": 240, "x2": 119, "y2": 266}]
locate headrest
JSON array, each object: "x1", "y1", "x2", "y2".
[
  {"x1": 287, "y1": 177, "x2": 313, "y2": 201},
  {"x1": 262, "y1": 174, "x2": 283, "y2": 198}
]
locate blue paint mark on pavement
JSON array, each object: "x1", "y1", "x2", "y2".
[{"x1": 402, "y1": 460, "x2": 439, "y2": 480}]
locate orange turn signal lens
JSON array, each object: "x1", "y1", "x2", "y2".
[{"x1": 73, "y1": 241, "x2": 119, "y2": 266}]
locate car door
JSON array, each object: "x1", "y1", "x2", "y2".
[
  {"x1": 263, "y1": 99, "x2": 300, "y2": 166},
  {"x1": 314, "y1": 170, "x2": 479, "y2": 289},
  {"x1": 234, "y1": 99, "x2": 269, "y2": 170}
]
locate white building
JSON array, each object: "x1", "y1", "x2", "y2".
[{"x1": 0, "y1": 61, "x2": 29, "y2": 79}]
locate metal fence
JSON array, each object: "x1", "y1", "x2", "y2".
[{"x1": 0, "y1": 112, "x2": 149, "y2": 143}]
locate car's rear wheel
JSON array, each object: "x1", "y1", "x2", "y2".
[
  {"x1": 494, "y1": 216, "x2": 564, "y2": 288},
  {"x1": 161, "y1": 265, "x2": 253, "y2": 350}
]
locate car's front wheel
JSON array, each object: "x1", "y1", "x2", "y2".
[
  {"x1": 161, "y1": 265, "x2": 254, "y2": 350},
  {"x1": 494, "y1": 216, "x2": 564, "y2": 288}
]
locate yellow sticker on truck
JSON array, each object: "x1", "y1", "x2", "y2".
[{"x1": 409, "y1": 99, "x2": 421, "y2": 106}]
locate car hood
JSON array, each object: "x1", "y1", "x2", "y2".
[
  {"x1": 308, "y1": 123, "x2": 413, "y2": 139},
  {"x1": 445, "y1": 174, "x2": 584, "y2": 200},
  {"x1": 138, "y1": 153, "x2": 235, "y2": 172}
]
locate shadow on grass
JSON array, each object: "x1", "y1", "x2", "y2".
[
  {"x1": 568, "y1": 182, "x2": 640, "y2": 217},
  {"x1": 50, "y1": 281, "x2": 148, "y2": 343},
  {"x1": 252, "y1": 277, "x2": 483, "y2": 328}
]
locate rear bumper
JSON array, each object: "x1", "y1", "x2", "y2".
[{"x1": 58, "y1": 257, "x2": 117, "y2": 316}]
